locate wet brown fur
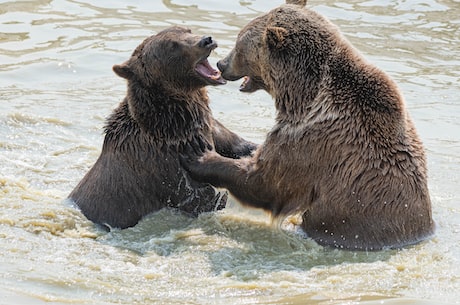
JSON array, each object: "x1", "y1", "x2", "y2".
[
  {"x1": 69, "y1": 27, "x2": 256, "y2": 229},
  {"x1": 183, "y1": 4, "x2": 435, "y2": 250}
]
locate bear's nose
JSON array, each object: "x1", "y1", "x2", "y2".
[
  {"x1": 199, "y1": 36, "x2": 214, "y2": 48},
  {"x1": 217, "y1": 60, "x2": 226, "y2": 72}
]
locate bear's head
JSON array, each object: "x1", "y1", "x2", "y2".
[
  {"x1": 217, "y1": 0, "x2": 337, "y2": 99},
  {"x1": 113, "y1": 26, "x2": 225, "y2": 92}
]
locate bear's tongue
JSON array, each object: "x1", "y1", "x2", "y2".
[{"x1": 196, "y1": 59, "x2": 226, "y2": 85}]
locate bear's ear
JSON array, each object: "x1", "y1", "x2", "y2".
[
  {"x1": 265, "y1": 26, "x2": 289, "y2": 50},
  {"x1": 112, "y1": 63, "x2": 133, "y2": 80},
  {"x1": 285, "y1": 0, "x2": 307, "y2": 6}
]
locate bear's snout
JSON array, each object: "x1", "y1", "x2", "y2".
[
  {"x1": 199, "y1": 36, "x2": 215, "y2": 48},
  {"x1": 217, "y1": 59, "x2": 227, "y2": 73},
  {"x1": 217, "y1": 57, "x2": 243, "y2": 82}
]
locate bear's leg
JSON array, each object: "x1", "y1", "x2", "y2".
[
  {"x1": 212, "y1": 119, "x2": 258, "y2": 158},
  {"x1": 181, "y1": 150, "x2": 275, "y2": 212}
]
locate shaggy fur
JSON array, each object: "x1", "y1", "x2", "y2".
[
  {"x1": 183, "y1": 3, "x2": 435, "y2": 250},
  {"x1": 69, "y1": 27, "x2": 256, "y2": 229}
]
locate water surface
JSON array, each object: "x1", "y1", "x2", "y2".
[{"x1": 1, "y1": 0, "x2": 459, "y2": 304}]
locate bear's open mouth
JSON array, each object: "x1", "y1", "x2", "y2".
[
  {"x1": 195, "y1": 59, "x2": 226, "y2": 85},
  {"x1": 239, "y1": 75, "x2": 265, "y2": 93}
]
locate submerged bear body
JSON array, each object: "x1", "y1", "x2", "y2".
[
  {"x1": 183, "y1": 3, "x2": 434, "y2": 250},
  {"x1": 69, "y1": 27, "x2": 256, "y2": 229}
]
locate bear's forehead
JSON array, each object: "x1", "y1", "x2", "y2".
[
  {"x1": 152, "y1": 27, "x2": 202, "y2": 45},
  {"x1": 237, "y1": 6, "x2": 325, "y2": 42},
  {"x1": 157, "y1": 26, "x2": 191, "y2": 36},
  {"x1": 240, "y1": 15, "x2": 269, "y2": 37}
]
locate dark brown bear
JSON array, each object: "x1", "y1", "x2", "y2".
[
  {"x1": 68, "y1": 26, "x2": 256, "y2": 229},
  {"x1": 182, "y1": 3, "x2": 435, "y2": 250}
]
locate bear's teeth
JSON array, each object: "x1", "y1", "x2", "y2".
[{"x1": 241, "y1": 76, "x2": 250, "y2": 87}]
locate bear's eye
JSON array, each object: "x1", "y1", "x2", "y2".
[
  {"x1": 164, "y1": 40, "x2": 185, "y2": 57},
  {"x1": 169, "y1": 41, "x2": 180, "y2": 49}
]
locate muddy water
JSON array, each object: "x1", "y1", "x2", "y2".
[{"x1": 1, "y1": 0, "x2": 459, "y2": 304}]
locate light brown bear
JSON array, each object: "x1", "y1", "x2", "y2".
[
  {"x1": 68, "y1": 27, "x2": 256, "y2": 229},
  {"x1": 182, "y1": 2, "x2": 435, "y2": 250}
]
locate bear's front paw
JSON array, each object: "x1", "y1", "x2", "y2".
[
  {"x1": 179, "y1": 146, "x2": 205, "y2": 176},
  {"x1": 180, "y1": 149, "x2": 220, "y2": 182},
  {"x1": 179, "y1": 150, "x2": 199, "y2": 171}
]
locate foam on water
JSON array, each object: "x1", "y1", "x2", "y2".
[{"x1": 1, "y1": 0, "x2": 459, "y2": 304}]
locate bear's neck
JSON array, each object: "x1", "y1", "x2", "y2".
[
  {"x1": 273, "y1": 74, "x2": 323, "y2": 124},
  {"x1": 106, "y1": 82, "x2": 212, "y2": 147}
]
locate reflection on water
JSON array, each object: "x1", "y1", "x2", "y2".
[{"x1": 1, "y1": 0, "x2": 459, "y2": 304}]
